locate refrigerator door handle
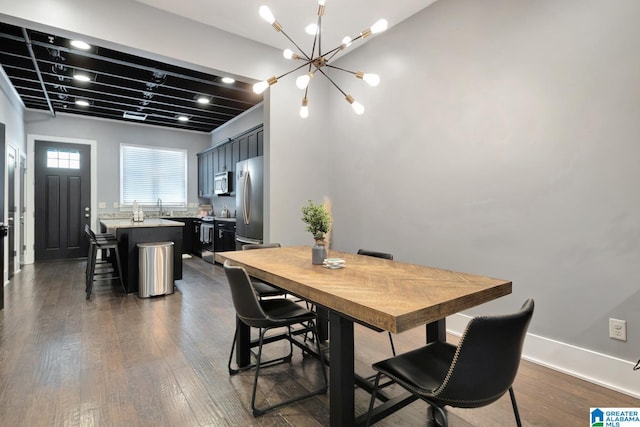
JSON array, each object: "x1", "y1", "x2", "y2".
[{"x1": 243, "y1": 170, "x2": 251, "y2": 225}]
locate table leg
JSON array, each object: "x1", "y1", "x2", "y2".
[
  {"x1": 329, "y1": 311, "x2": 355, "y2": 426},
  {"x1": 235, "y1": 316, "x2": 251, "y2": 367},
  {"x1": 426, "y1": 318, "x2": 447, "y2": 343},
  {"x1": 316, "y1": 306, "x2": 329, "y2": 342}
]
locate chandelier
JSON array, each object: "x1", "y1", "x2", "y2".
[{"x1": 252, "y1": 1, "x2": 388, "y2": 118}]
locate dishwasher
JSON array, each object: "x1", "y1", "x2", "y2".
[{"x1": 199, "y1": 216, "x2": 215, "y2": 263}]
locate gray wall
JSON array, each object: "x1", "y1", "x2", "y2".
[
  {"x1": 324, "y1": 0, "x2": 640, "y2": 361},
  {"x1": 24, "y1": 111, "x2": 210, "y2": 213}
]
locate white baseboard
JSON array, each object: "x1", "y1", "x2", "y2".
[{"x1": 446, "y1": 313, "x2": 640, "y2": 399}]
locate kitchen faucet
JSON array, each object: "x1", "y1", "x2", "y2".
[{"x1": 157, "y1": 198, "x2": 163, "y2": 216}]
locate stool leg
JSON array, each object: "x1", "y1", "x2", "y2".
[
  {"x1": 113, "y1": 246, "x2": 125, "y2": 291},
  {"x1": 86, "y1": 244, "x2": 98, "y2": 299}
]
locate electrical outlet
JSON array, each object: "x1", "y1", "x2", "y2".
[
  {"x1": 98, "y1": 202, "x2": 106, "y2": 209},
  {"x1": 609, "y1": 318, "x2": 627, "y2": 341}
]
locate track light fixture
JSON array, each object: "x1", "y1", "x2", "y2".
[{"x1": 252, "y1": 1, "x2": 387, "y2": 118}]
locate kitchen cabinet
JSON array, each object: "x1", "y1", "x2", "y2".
[
  {"x1": 198, "y1": 124, "x2": 263, "y2": 198},
  {"x1": 197, "y1": 148, "x2": 214, "y2": 198},
  {"x1": 214, "y1": 219, "x2": 236, "y2": 252}
]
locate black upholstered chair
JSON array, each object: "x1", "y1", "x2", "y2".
[
  {"x1": 365, "y1": 299, "x2": 534, "y2": 427},
  {"x1": 242, "y1": 243, "x2": 285, "y2": 298},
  {"x1": 224, "y1": 261, "x2": 328, "y2": 416},
  {"x1": 357, "y1": 249, "x2": 397, "y2": 356}
]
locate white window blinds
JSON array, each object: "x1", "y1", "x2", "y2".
[{"x1": 120, "y1": 144, "x2": 187, "y2": 206}]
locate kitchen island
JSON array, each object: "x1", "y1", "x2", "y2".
[{"x1": 100, "y1": 218, "x2": 184, "y2": 294}]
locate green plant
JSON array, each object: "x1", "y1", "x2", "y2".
[{"x1": 301, "y1": 200, "x2": 331, "y2": 241}]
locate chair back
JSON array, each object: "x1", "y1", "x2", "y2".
[
  {"x1": 242, "y1": 243, "x2": 282, "y2": 250},
  {"x1": 434, "y1": 299, "x2": 534, "y2": 407},
  {"x1": 84, "y1": 224, "x2": 96, "y2": 243},
  {"x1": 223, "y1": 261, "x2": 272, "y2": 328},
  {"x1": 357, "y1": 249, "x2": 393, "y2": 260}
]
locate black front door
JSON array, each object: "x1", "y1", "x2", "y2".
[{"x1": 35, "y1": 141, "x2": 91, "y2": 261}]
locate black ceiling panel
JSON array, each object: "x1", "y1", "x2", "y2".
[{"x1": 0, "y1": 21, "x2": 263, "y2": 133}]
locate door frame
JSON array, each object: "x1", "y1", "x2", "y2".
[{"x1": 26, "y1": 134, "x2": 97, "y2": 265}]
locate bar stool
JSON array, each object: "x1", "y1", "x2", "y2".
[{"x1": 85, "y1": 225, "x2": 124, "y2": 299}]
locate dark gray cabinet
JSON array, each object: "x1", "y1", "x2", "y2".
[
  {"x1": 198, "y1": 124, "x2": 263, "y2": 198},
  {"x1": 197, "y1": 148, "x2": 214, "y2": 198}
]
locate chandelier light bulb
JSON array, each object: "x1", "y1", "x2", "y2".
[
  {"x1": 362, "y1": 73, "x2": 380, "y2": 87},
  {"x1": 283, "y1": 48, "x2": 294, "y2": 59},
  {"x1": 253, "y1": 81, "x2": 269, "y2": 94},
  {"x1": 258, "y1": 6, "x2": 276, "y2": 24},
  {"x1": 295, "y1": 73, "x2": 313, "y2": 90},
  {"x1": 253, "y1": 76, "x2": 278, "y2": 94},
  {"x1": 342, "y1": 36, "x2": 353, "y2": 48},
  {"x1": 300, "y1": 97, "x2": 309, "y2": 118},
  {"x1": 305, "y1": 23, "x2": 319, "y2": 35},
  {"x1": 345, "y1": 95, "x2": 365, "y2": 115},
  {"x1": 352, "y1": 101, "x2": 365, "y2": 115},
  {"x1": 370, "y1": 19, "x2": 388, "y2": 34},
  {"x1": 317, "y1": 0, "x2": 326, "y2": 5}
]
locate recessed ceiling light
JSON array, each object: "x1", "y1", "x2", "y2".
[
  {"x1": 70, "y1": 40, "x2": 91, "y2": 50},
  {"x1": 196, "y1": 96, "x2": 210, "y2": 104},
  {"x1": 177, "y1": 115, "x2": 189, "y2": 122},
  {"x1": 73, "y1": 72, "x2": 91, "y2": 82},
  {"x1": 221, "y1": 77, "x2": 235, "y2": 84},
  {"x1": 75, "y1": 99, "x2": 90, "y2": 106}
]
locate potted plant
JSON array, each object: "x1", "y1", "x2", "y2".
[{"x1": 301, "y1": 199, "x2": 332, "y2": 264}]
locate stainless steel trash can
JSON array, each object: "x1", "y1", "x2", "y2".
[{"x1": 138, "y1": 241, "x2": 175, "y2": 298}]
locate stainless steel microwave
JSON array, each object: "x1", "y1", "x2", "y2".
[{"x1": 214, "y1": 171, "x2": 233, "y2": 195}]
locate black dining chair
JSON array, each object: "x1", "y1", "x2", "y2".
[
  {"x1": 242, "y1": 243, "x2": 286, "y2": 298},
  {"x1": 365, "y1": 299, "x2": 534, "y2": 427},
  {"x1": 357, "y1": 249, "x2": 397, "y2": 356},
  {"x1": 224, "y1": 261, "x2": 328, "y2": 416}
]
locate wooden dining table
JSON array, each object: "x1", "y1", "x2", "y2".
[{"x1": 215, "y1": 246, "x2": 512, "y2": 426}]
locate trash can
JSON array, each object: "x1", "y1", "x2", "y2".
[{"x1": 138, "y1": 241, "x2": 175, "y2": 298}]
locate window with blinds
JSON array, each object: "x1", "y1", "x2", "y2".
[{"x1": 120, "y1": 144, "x2": 187, "y2": 206}]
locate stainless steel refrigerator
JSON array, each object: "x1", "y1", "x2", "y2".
[{"x1": 235, "y1": 156, "x2": 264, "y2": 249}]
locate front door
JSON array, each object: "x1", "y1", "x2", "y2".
[{"x1": 35, "y1": 141, "x2": 91, "y2": 261}]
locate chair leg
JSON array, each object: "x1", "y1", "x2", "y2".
[
  {"x1": 228, "y1": 323, "x2": 294, "y2": 375},
  {"x1": 431, "y1": 404, "x2": 448, "y2": 427},
  {"x1": 509, "y1": 387, "x2": 522, "y2": 427},
  {"x1": 250, "y1": 322, "x2": 328, "y2": 417},
  {"x1": 365, "y1": 372, "x2": 383, "y2": 427}
]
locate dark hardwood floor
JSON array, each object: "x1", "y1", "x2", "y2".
[{"x1": 0, "y1": 257, "x2": 637, "y2": 426}]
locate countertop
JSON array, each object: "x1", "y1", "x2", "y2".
[{"x1": 100, "y1": 218, "x2": 186, "y2": 230}]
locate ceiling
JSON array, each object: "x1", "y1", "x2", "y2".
[
  {"x1": 0, "y1": 0, "x2": 438, "y2": 133},
  {"x1": 0, "y1": 21, "x2": 262, "y2": 133}
]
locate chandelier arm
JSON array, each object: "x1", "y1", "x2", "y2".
[
  {"x1": 279, "y1": 29, "x2": 312, "y2": 60},
  {"x1": 277, "y1": 60, "x2": 315, "y2": 80},
  {"x1": 325, "y1": 64, "x2": 356, "y2": 75},
  {"x1": 317, "y1": 15, "x2": 322, "y2": 57},
  {"x1": 317, "y1": 68, "x2": 348, "y2": 97}
]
